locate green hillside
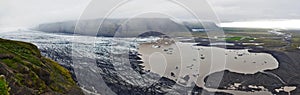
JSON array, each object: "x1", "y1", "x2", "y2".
[{"x1": 0, "y1": 38, "x2": 83, "y2": 95}]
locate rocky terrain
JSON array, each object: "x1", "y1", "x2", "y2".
[{"x1": 204, "y1": 49, "x2": 300, "y2": 95}]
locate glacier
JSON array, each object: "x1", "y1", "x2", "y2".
[{"x1": 0, "y1": 30, "x2": 231, "y2": 95}]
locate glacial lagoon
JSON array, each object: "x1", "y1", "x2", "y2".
[{"x1": 138, "y1": 39, "x2": 279, "y2": 95}]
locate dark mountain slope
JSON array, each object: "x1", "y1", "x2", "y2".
[{"x1": 37, "y1": 18, "x2": 191, "y2": 37}]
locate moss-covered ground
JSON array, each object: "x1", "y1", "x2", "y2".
[{"x1": 0, "y1": 38, "x2": 83, "y2": 95}]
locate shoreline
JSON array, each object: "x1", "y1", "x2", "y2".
[{"x1": 137, "y1": 38, "x2": 279, "y2": 95}]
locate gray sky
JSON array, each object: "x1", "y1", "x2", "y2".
[
  {"x1": 1, "y1": 0, "x2": 300, "y2": 28},
  {"x1": 209, "y1": 0, "x2": 300, "y2": 21},
  {"x1": 0, "y1": 0, "x2": 90, "y2": 27}
]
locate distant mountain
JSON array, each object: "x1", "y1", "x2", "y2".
[
  {"x1": 37, "y1": 18, "x2": 219, "y2": 37},
  {"x1": 137, "y1": 31, "x2": 166, "y2": 37},
  {"x1": 182, "y1": 21, "x2": 219, "y2": 32},
  {"x1": 37, "y1": 18, "x2": 189, "y2": 37}
]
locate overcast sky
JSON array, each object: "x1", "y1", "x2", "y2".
[
  {"x1": 209, "y1": 0, "x2": 300, "y2": 21},
  {"x1": 1, "y1": 0, "x2": 300, "y2": 28}
]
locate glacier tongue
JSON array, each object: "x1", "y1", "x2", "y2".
[{"x1": 0, "y1": 30, "x2": 230, "y2": 95}]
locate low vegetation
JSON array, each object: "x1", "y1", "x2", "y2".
[
  {"x1": 0, "y1": 38, "x2": 83, "y2": 95},
  {"x1": 0, "y1": 75, "x2": 9, "y2": 95}
]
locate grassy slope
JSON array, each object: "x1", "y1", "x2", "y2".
[
  {"x1": 0, "y1": 75, "x2": 9, "y2": 95},
  {"x1": 0, "y1": 38, "x2": 83, "y2": 95}
]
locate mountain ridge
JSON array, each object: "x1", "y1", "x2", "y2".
[{"x1": 37, "y1": 18, "x2": 218, "y2": 37}]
